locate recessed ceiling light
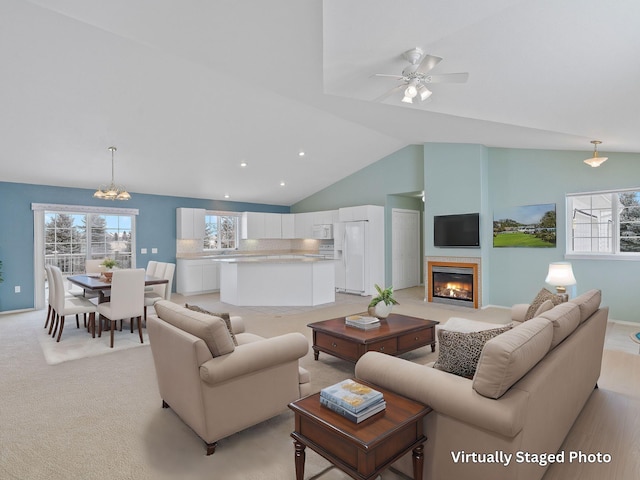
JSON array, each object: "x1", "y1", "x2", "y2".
[
  {"x1": 298, "y1": 151, "x2": 305, "y2": 157},
  {"x1": 224, "y1": 194, "x2": 230, "y2": 199},
  {"x1": 240, "y1": 161, "x2": 248, "y2": 167},
  {"x1": 280, "y1": 181, "x2": 286, "y2": 187}
]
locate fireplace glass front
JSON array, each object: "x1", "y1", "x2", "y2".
[{"x1": 431, "y1": 266, "x2": 474, "y2": 307}]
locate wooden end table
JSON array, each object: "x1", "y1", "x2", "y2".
[
  {"x1": 308, "y1": 313, "x2": 438, "y2": 363},
  {"x1": 289, "y1": 380, "x2": 431, "y2": 480}
]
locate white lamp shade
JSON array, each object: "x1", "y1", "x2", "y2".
[{"x1": 545, "y1": 262, "x2": 577, "y2": 287}]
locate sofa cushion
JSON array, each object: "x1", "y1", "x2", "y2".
[
  {"x1": 154, "y1": 301, "x2": 235, "y2": 357},
  {"x1": 568, "y1": 289, "x2": 602, "y2": 323},
  {"x1": 184, "y1": 304, "x2": 238, "y2": 346},
  {"x1": 538, "y1": 302, "x2": 581, "y2": 349},
  {"x1": 524, "y1": 288, "x2": 563, "y2": 320},
  {"x1": 434, "y1": 326, "x2": 513, "y2": 378},
  {"x1": 473, "y1": 317, "x2": 553, "y2": 399}
]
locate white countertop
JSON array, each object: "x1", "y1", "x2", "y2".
[{"x1": 214, "y1": 256, "x2": 335, "y2": 264}]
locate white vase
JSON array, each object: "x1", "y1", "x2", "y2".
[{"x1": 371, "y1": 302, "x2": 392, "y2": 319}]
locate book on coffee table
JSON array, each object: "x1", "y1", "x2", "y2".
[
  {"x1": 320, "y1": 379, "x2": 384, "y2": 413},
  {"x1": 319, "y1": 396, "x2": 386, "y2": 423},
  {"x1": 345, "y1": 315, "x2": 380, "y2": 330}
]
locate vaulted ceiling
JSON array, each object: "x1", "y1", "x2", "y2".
[{"x1": 2, "y1": 0, "x2": 638, "y2": 206}]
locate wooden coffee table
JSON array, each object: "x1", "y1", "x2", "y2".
[
  {"x1": 308, "y1": 313, "x2": 438, "y2": 363},
  {"x1": 289, "y1": 379, "x2": 431, "y2": 480}
]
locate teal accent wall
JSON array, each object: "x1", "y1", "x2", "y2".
[
  {"x1": 424, "y1": 143, "x2": 491, "y2": 304},
  {"x1": 293, "y1": 143, "x2": 640, "y2": 323},
  {"x1": 0, "y1": 181, "x2": 288, "y2": 312},
  {"x1": 291, "y1": 145, "x2": 424, "y2": 212},
  {"x1": 488, "y1": 148, "x2": 640, "y2": 323}
]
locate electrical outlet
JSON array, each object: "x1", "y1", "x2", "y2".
[
  {"x1": 14, "y1": 286, "x2": 20, "y2": 293},
  {"x1": 141, "y1": 248, "x2": 148, "y2": 254},
  {"x1": 152, "y1": 248, "x2": 158, "y2": 254}
]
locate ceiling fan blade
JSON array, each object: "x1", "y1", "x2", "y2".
[
  {"x1": 416, "y1": 54, "x2": 442, "y2": 74},
  {"x1": 371, "y1": 73, "x2": 404, "y2": 79},
  {"x1": 425, "y1": 72, "x2": 469, "y2": 84},
  {"x1": 372, "y1": 84, "x2": 405, "y2": 103}
]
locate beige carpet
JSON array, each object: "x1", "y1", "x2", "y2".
[
  {"x1": 38, "y1": 317, "x2": 150, "y2": 365},
  {"x1": 2, "y1": 287, "x2": 638, "y2": 480}
]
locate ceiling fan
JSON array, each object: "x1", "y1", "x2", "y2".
[{"x1": 372, "y1": 48, "x2": 468, "y2": 104}]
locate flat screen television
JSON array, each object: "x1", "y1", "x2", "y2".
[{"x1": 434, "y1": 213, "x2": 480, "y2": 248}]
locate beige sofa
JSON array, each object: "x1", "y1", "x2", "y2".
[
  {"x1": 355, "y1": 289, "x2": 606, "y2": 480},
  {"x1": 147, "y1": 300, "x2": 311, "y2": 455}
]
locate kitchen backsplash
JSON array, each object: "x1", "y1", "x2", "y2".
[{"x1": 177, "y1": 238, "x2": 329, "y2": 256}]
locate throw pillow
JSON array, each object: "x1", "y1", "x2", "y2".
[
  {"x1": 185, "y1": 304, "x2": 238, "y2": 346},
  {"x1": 524, "y1": 288, "x2": 563, "y2": 321},
  {"x1": 434, "y1": 326, "x2": 513, "y2": 378}
]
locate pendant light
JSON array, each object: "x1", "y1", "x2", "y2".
[
  {"x1": 93, "y1": 146, "x2": 131, "y2": 200},
  {"x1": 583, "y1": 140, "x2": 608, "y2": 168}
]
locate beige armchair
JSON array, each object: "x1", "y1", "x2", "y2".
[{"x1": 147, "y1": 301, "x2": 311, "y2": 455}]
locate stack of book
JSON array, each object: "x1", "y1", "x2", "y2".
[
  {"x1": 320, "y1": 379, "x2": 386, "y2": 423},
  {"x1": 345, "y1": 315, "x2": 380, "y2": 330}
]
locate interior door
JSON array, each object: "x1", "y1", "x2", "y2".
[{"x1": 392, "y1": 209, "x2": 421, "y2": 289}]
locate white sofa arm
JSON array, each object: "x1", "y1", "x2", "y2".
[
  {"x1": 230, "y1": 316, "x2": 245, "y2": 334},
  {"x1": 355, "y1": 352, "x2": 528, "y2": 438},
  {"x1": 511, "y1": 303, "x2": 530, "y2": 322},
  {"x1": 199, "y1": 332, "x2": 309, "y2": 385}
]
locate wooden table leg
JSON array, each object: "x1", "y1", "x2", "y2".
[
  {"x1": 293, "y1": 440, "x2": 306, "y2": 480},
  {"x1": 412, "y1": 444, "x2": 424, "y2": 480}
]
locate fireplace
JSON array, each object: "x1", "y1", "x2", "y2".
[{"x1": 427, "y1": 259, "x2": 480, "y2": 308}]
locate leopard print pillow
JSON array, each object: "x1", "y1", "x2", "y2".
[
  {"x1": 434, "y1": 326, "x2": 513, "y2": 378},
  {"x1": 524, "y1": 288, "x2": 562, "y2": 320}
]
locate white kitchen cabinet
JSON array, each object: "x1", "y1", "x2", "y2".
[
  {"x1": 264, "y1": 213, "x2": 282, "y2": 238},
  {"x1": 281, "y1": 214, "x2": 295, "y2": 239},
  {"x1": 338, "y1": 205, "x2": 379, "y2": 222},
  {"x1": 313, "y1": 210, "x2": 338, "y2": 225},
  {"x1": 241, "y1": 212, "x2": 265, "y2": 239},
  {"x1": 242, "y1": 212, "x2": 283, "y2": 239},
  {"x1": 294, "y1": 212, "x2": 315, "y2": 239},
  {"x1": 176, "y1": 259, "x2": 220, "y2": 294},
  {"x1": 177, "y1": 208, "x2": 206, "y2": 239}
]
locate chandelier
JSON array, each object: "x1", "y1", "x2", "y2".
[
  {"x1": 583, "y1": 140, "x2": 608, "y2": 168},
  {"x1": 93, "y1": 146, "x2": 131, "y2": 200}
]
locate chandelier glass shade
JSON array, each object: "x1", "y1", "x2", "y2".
[
  {"x1": 93, "y1": 146, "x2": 131, "y2": 200},
  {"x1": 584, "y1": 140, "x2": 608, "y2": 168}
]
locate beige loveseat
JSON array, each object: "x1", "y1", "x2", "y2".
[
  {"x1": 355, "y1": 289, "x2": 606, "y2": 480},
  {"x1": 147, "y1": 301, "x2": 311, "y2": 455}
]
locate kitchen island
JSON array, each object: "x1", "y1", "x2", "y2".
[{"x1": 217, "y1": 257, "x2": 335, "y2": 306}]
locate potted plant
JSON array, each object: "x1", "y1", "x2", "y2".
[
  {"x1": 100, "y1": 258, "x2": 118, "y2": 281},
  {"x1": 368, "y1": 284, "x2": 399, "y2": 319}
]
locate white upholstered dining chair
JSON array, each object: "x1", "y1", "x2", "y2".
[
  {"x1": 49, "y1": 265, "x2": 98, "y2": 342},
  {"x1": 144, "y1": 262, "x2": 175, "y2": 321},
  {"x1": 97, "y1": 268, "x2": 146, "y2": 348}
]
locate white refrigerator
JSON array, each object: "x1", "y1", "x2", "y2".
[{"x1": 335, "y1": 221, "x2": 367, "y2": 295}]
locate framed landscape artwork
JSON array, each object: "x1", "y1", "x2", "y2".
[{"x1": 493, "y1": 203, "x2": 556, "y2": 248}]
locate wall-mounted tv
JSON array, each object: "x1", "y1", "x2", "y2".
[{"x1": 434, "y1": 213, "x2": 480, "y2": 248}]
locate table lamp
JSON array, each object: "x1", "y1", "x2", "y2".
[{"x1": 545, "y1": 262, "x2": 577, "y2": 302}]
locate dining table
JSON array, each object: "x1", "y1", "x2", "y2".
[
  {"x1": 67, "y1": 273, "x2": 169, "y2": 338},
  {"x1": 67, "y1": 273, "x2": 168, "y2": 304}
]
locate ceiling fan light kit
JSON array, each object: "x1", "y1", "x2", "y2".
[
  {"x1": 373, "y1": 47, "x2": 468, "y2": 104},
  {"x1": 584, "y1": 140, "x2": 608, "y2": 167}
]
